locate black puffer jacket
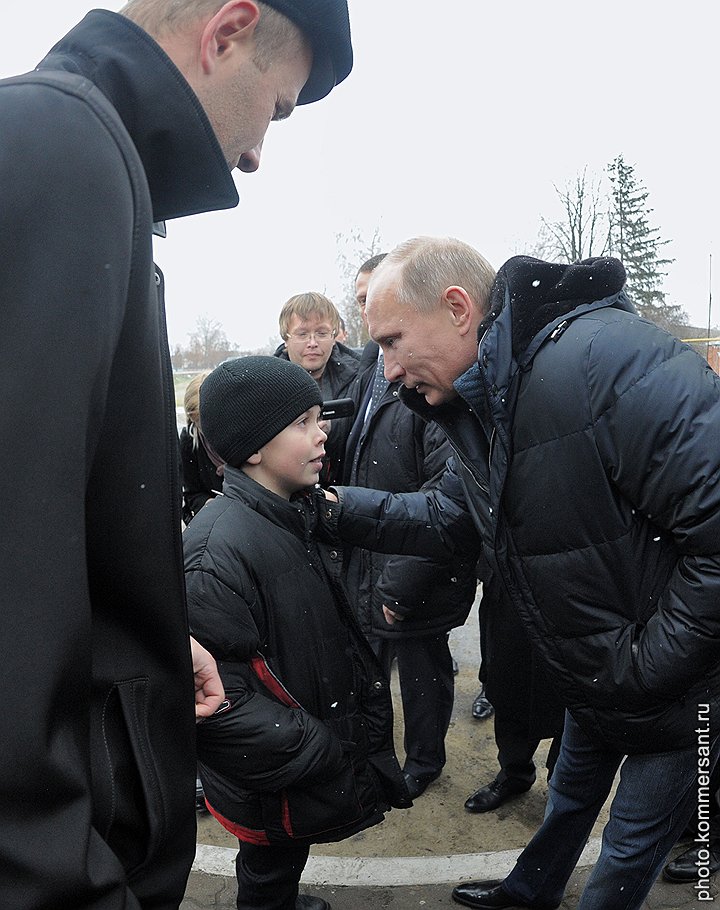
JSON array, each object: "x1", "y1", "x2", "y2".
[
  {"x1": 179, "y1": 426, "x2": 222, "y2": 523},
  {"x1": 184, "y1": 468, "x2": 409, "y2": 845},
  {"x1": 333, "y1": 256, "x2": 720, "y2": 755},
  {"x1": 343, "y1": 342, "x2": 476, "y2": 638},
  {"x1": 275, "y1": 342, "x2": 360, "y2": 484}
]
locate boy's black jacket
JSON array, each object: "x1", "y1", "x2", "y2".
[{"x1": 183, "y1": 468, "x2": 410, "y2": 845}]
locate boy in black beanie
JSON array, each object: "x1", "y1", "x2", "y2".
[{"x1": 183, "y1": 356, "x2": 409, "y2": 910}]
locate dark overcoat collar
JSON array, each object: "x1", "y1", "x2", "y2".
[{"x1": 38, "y1": 10, "x2": 239, "y2": 223}]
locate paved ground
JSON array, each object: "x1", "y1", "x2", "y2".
[
  {"x1": 183, "y1": 591, "x2": 718, "y2": 909},
  {"x1": 182, "y1": 866, "x2": 717, "y2": 910}
]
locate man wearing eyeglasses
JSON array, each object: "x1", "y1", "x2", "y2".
[{"x1": 275, "y1": 291, "x2": 360, "y2": 483}]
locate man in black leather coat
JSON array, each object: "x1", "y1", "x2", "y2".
[{"x1": 0, "y1": 2, "x2": 352, "y2": 907}]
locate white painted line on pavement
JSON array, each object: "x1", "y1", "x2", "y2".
[{"x1": 192, "y1": 837, "x2": 603, "y2": 887}]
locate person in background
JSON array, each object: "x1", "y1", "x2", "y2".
[
  {"x1": 343, "y1": 253, "x2": 476, "y2": 799},
  {"x1": 276, "y1": 291, "x2": 360, "y2": 483},
  {"x1": 0, "y1": 0, "x2": 352, "y2": 905},
  {"x1": 359, "y1": 254, "x2": 558, "y2": 807},
  {"x1": 470, "y1": 684, "x2": 494, "y2": 721},
  {"x1": 470, "y1": 561, "x2": 494, "y2": 720},
  {"x1": 179, "y1": 370, "x2": 224, "y2": 524},
  {"x1": 184, "y1": 356, "x2": 410, "y2": 910},
  {"x1": 464, "y1": 561, "x2": 563, "y2": 815},
  {"x1": 330, "y1": 235, "x2": 720, "y2": 910},
  {"x1": 335, "y1": 314, "x2": 349, "y2": 344}
]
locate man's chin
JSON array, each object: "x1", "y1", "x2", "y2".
[{"x1": 417, "y1": 386, "x2": 455, "y2": 407}]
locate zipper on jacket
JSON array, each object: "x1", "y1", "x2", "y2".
[
  {"x1": 431, "y1": 414, "x2": 490, "y2": 496},
  {"x1": 550, "y1": 320, "x2": 569, "y2": 342},
  {"x1": 451, "y1": 445, "x2": 489, "y2": 496}
]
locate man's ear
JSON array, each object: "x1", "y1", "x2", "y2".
[
  {"x1": 245, "y1": 451, "x2": 262, "y2": 465},
  {"x1": 199, "y1": 0, "x2": 260, "y2": 74},
  {"x1": 442, "y1": 286, "x2": 474, "y2": 336}
]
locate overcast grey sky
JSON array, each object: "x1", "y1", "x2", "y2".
[{"x1": 2, "y1": 1, "x2": 717, "y2": 350}]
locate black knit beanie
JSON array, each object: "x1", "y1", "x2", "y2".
[{"x1": 199, "y1": 356, "x2": 322, "y2": 468}]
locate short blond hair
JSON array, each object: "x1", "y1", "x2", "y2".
[
  {"x1": 278, "y1": 292, "x2": 341, "y2": 340},
  {"x1": 379, "y1": 237, "x2": 496, "y2": 316}
]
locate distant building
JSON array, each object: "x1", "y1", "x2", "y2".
[
  {"x1": 667, "y1": 323, "x2": 720, "y2": 375},
  {"x1": 708, "y1": 344, "x2": 720, "y2": 374}
]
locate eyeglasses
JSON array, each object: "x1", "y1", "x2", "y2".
[{"x1": 286, "y1": 330, "x2": 337, "y2": 343}]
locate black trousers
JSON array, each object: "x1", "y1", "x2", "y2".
[
  {"x1": 495, "y1": 706, "x2": 562, "y2": 788},
  {"x1": 235, "y1": 840, "x2": 310, "y2": 910},
  {"x1": 370, "y1": 632, "x2": 454, "y2": 778}
]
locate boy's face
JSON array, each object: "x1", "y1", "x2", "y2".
[{"x1": 245, "y1": 405, "x2": 327, "y2": 499}]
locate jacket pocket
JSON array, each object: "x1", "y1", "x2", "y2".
[
  {"x1": 94, "y1": 678, "x2": 165, "y2": 876},
  {"x1": 263, "y1": 757, "x2": 371, "y2": 842}
]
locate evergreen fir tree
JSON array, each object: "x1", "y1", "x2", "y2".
[{"x1": 606, "y1": 155, "x2": 684, "y2": 328}]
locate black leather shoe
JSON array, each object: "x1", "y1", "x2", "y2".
[
  {"x1": 471, "y1": 687, "x2": 495, "y2": 721},
  {"x1": 403, "y1": 769, "x2": 441, "y2": 799},
  {"x1": 296, "y1": 895, "x2": 331, "y2": 910},
  {"x1": 663, "y1": 839, "x2": 720, "y2": 882},
  {"x1": 452, "y1": 879, "x2": 529, "y2": 908},
  {"x1": 464, "y1": 777, "x2": 532, "y2": 813}
]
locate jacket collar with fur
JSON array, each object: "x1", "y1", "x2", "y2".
[{"x1": 401, "y1": 255, "x2": 631, "y2": 423}]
